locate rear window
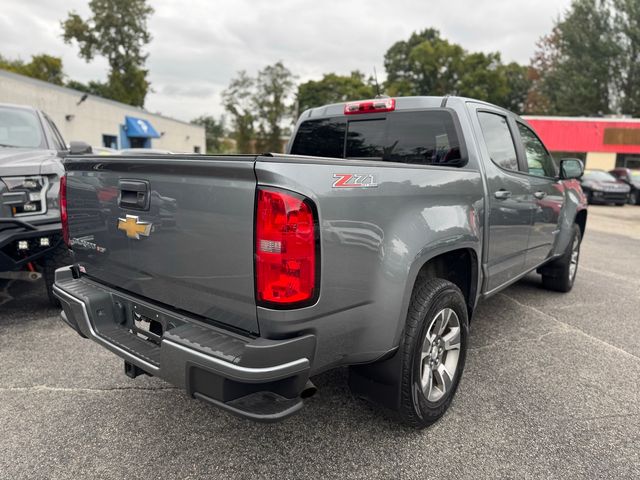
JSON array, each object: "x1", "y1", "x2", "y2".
[{"x1": 291, "y1": 110, "x2": 465, "y2": 167}]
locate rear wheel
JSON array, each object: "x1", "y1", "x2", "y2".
[
  {"x1": 397, "y1": 278, "x2": 469, "y2": 428},
  {"x1": 541, "y1": 224, "x2": 581, "y2": 292}
]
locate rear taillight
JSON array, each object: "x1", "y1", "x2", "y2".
[
  {"x1": 255, "y1": 187, "x2": 318, "y2": 306},
  {"x1": 344, "y1": 98, "x2": 395, "y2": 115},
  {"x1": 59, "y1": 175, "x2": 69, "y2": 247}
]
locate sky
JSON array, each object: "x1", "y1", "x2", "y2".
[{"x1": 0, "y1": 0, "x2": 573, "y2": 122}]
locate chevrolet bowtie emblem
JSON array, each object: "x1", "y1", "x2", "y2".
[{"x1": 117, "y1": 215, "x2": 152, "y2": 239}]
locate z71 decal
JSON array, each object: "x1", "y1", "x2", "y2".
[{"x1": 332, "y1": 174, "x2": 378, "y2": 188}]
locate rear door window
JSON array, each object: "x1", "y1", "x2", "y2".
[
  {"x1": 291, "y1": 110, "x2": 465, "y2": 167},
  {"x1": 477, "y1": 112, "x2": 519, "y2": 172}
]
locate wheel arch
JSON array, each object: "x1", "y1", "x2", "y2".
[{"x1": 393, "y1": 245, "x2": 480, "y2": 348}]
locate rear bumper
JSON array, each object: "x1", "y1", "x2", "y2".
[
  {"x1": 53, "y1": 266, "x2": 316, "y2": 422},
  {"x1": 0, "y1": 218, "x2": 62, "y2": 271}
]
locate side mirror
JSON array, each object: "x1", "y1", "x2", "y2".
[
  {"x1": 68, "y1": 141, "x2": 93, "y2": 155},
  {"x1": 559, "y1": 158, "x2": 584, "y2": 180}
]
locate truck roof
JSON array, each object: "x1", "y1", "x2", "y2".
[{"x1": 298, "y1": 96, "x2": 513, "y2": 122}]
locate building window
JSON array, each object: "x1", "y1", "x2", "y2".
[
  {"x1": 194, "y1": 146, "x2": 201, "y2": 153},
  {"x1": 103, "y1": 134, "x2": 117, "y2": 149}
]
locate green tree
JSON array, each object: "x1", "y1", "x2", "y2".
[
  {"x1": 296, "y1": 71, "x2": 376, "y2": 113},
  {"x1": 253, "y1": 62, "x2": 296, "y2": 152},
  {"x1": 614, "y1": 0, "x2": 640, "y2": 116},
  {"x1": 61, "y1": 0, "x2": 154, "y2": 107},
  {"x1": 222, "y1": 71, "x2": 255, "y2": 153},
  {"x1": 191, "y1": 115, "x2": 226, "y2": 153},
  {"x1": 0, "y1": 54, "x2": 65, "y2": 85},
  {"x1": 383, "y1": 29, "x2": 530, "y2": 112},
  {"x1": 529, "y1": 0, "x2": 618, "y2": 116}
]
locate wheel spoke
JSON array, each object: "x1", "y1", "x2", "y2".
[
  {"x1": 442, "y1": 327, "x2": 461, "y2": 351},
  {"x1": 430, "y1": 310, "x2": 445, "y2": 340},
  {"x1": 434, "y1": 364, "x2": 452, "y2": 395},
  {"x1": 441, "y1": 308, "x2": 453, "y2": 334},
  {"x1": 421, "y1": 366, "x2": 433, "y2": 397}
]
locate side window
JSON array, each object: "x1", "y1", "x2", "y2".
[
  {"x1": 43, "y1": 114, "x2": 66, "y2": 150},
  {"x1": 477, "y1": 112, "x2": 519, "y2": 171},
  {"x1": 517, "y1": 123, "x2": 556, "y2": 178}
]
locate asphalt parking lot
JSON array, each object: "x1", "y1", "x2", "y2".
[{"x1": 1, "y1": 205, "x2": 639, "y2": 479}]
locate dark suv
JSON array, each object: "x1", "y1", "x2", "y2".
[{"x1": 609, "y1": 167, "x2": 640, "y2": 205}]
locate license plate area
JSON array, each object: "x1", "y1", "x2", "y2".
[{"x1": 131, "y1": 304, "x2": 165, "y2": 344}]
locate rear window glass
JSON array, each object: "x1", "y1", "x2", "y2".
[
  {"x1": 290, "y1": 118, "x2": 346, "y2": 159},
  {"x1": 291, "y1": 110, "x2": 465, "y2": 167}
]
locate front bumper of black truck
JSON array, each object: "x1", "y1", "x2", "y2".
[
  {"x1": 53, "y1": 266, "x2": 316, "y2": 422},
  {"x1": 0, "y1": 218, "x2": 62, "y2": 271}
]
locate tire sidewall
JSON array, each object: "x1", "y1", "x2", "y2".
[
  {"x1": 566, "y1": 224, "x2": 582, "y2": 289},
  {"x1": 410, "y1": 285, "x2": 469, "y2": 421}
]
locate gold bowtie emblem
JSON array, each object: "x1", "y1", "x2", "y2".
[{"x1": 117, "y1": 215, "x2": 152, "y2": 239}]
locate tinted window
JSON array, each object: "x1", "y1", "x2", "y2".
[
  {"x1": 477, "y1": 112, "x2": 518, "y2": 171},
  {"x1": 517, "y1": 123, "x2": 556, "y2": 177},
  {"x1": 346, "y1": 119, "x2": 385, "y2": 158},
  {"x1": 292, "y1": 110, "x2": 464, "y2": 167},
  {"x1": 0, "y1": 107, "x2": 45, "y2": 149},
  {"x1": 290, "y1": 118, "x2": 346, "y2": 158}
]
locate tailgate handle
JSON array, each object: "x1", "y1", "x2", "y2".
[{"x1": 118, "y1": 179, "x2": 150, "y2": 210}]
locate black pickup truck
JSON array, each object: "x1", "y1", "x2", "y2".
[{"x1": 0, "y1": 103, "x2": 69, "y2": 304}]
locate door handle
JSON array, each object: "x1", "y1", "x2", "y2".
[
  {"x1": 494, "y1": 190, "x2": 512, "y2": 200},
  {"x1": 533, "y1": 191, "x2": 547, "y2": 199},
  {"x1": 118, "y1": 179, "x2": 150, "y2": 210}
]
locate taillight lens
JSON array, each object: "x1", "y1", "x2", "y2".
[
  {"x1": 344, "y1": 98, "x2": 395, "y2": 115},
  {"x1": 255, "y1": 187, "x2": 318, "y2": 306},
  {"x1": 59, "y1": 175, "x2": 69, "y2": 247}
]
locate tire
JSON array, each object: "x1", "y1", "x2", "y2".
[
  {"x1": 397, "y1": 278, "x2": 469, "y2": 428},
  {"x1": 631, "y1": 191, "x2": 640, "y2": 205},
  {"x1": 541, "y1": 224, "x2": 581, "y2": 293},
  {"x1": 42, "y1": 244, "x2": 71, "y2": 307},
  {"x1": 585, "y1": 191, "x2": 593, "y2": 204},
  {"x1": 615, "y1": 203, "x2": 625, "y2": 207}
]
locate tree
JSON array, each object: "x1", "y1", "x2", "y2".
[
  {"x1": 61, "y1": 0, "x2": 154, "y2": 107},
  {"x1": 383, "y1": 29, "x2": 530, "y2": 112},
  {"x1": 528, "y1": 0, "x2": 619, "y2": 116},
  {"x1": 253, "y1": 62, "x2": 296, "y2": 152},
  {"x1": 191, "y1": 115, "x2": 226, "y2": 153},
  {"x1": 296, "y1": 71, "x2": 375, "y2": 113},
  {"x1": 614, "y1": 0, "x2": 640, "y2": 116},
  {"x1": 222, "y1": 71, "x2": 255, "y2": 153},
  {"x1": 0, "y1": 54, "x2": 65, "y2": 85}
]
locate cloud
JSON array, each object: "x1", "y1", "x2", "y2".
[{"x1": 1, "y1": 0, "x2": 572, "y2": 122}]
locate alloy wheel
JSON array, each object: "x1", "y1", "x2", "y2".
[{"x1": 419, "y1": 308, "x2": 461, "y2": 402}]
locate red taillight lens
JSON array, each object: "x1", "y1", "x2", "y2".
[
  {"x1": 344, "y1": 98, "x2": 395, "y2": 115},
  {"x1": 255, "y1": 188, "x2": 317, "y2": 306},
  {"x1": 59, "y1": 175, "x2": 69, "y2": 247}
]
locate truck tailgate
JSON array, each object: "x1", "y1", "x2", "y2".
[{"x1": 64, "y1": 155, "x2": 259, "y2": 334}]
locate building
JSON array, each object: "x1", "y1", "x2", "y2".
[
  {"x1": 525, "y1": 116, "x2": 640, "y2": 171},
  {"x1": 0, "y1": 69, "x2": 205, "y2": 153}
]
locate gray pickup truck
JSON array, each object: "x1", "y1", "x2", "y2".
[
  {"x1": 0, "y1": 103, "x2": 69, "y2": 305},
  {"x1": 53, "y1": 96, "x2": 587, "y2": 428}
]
